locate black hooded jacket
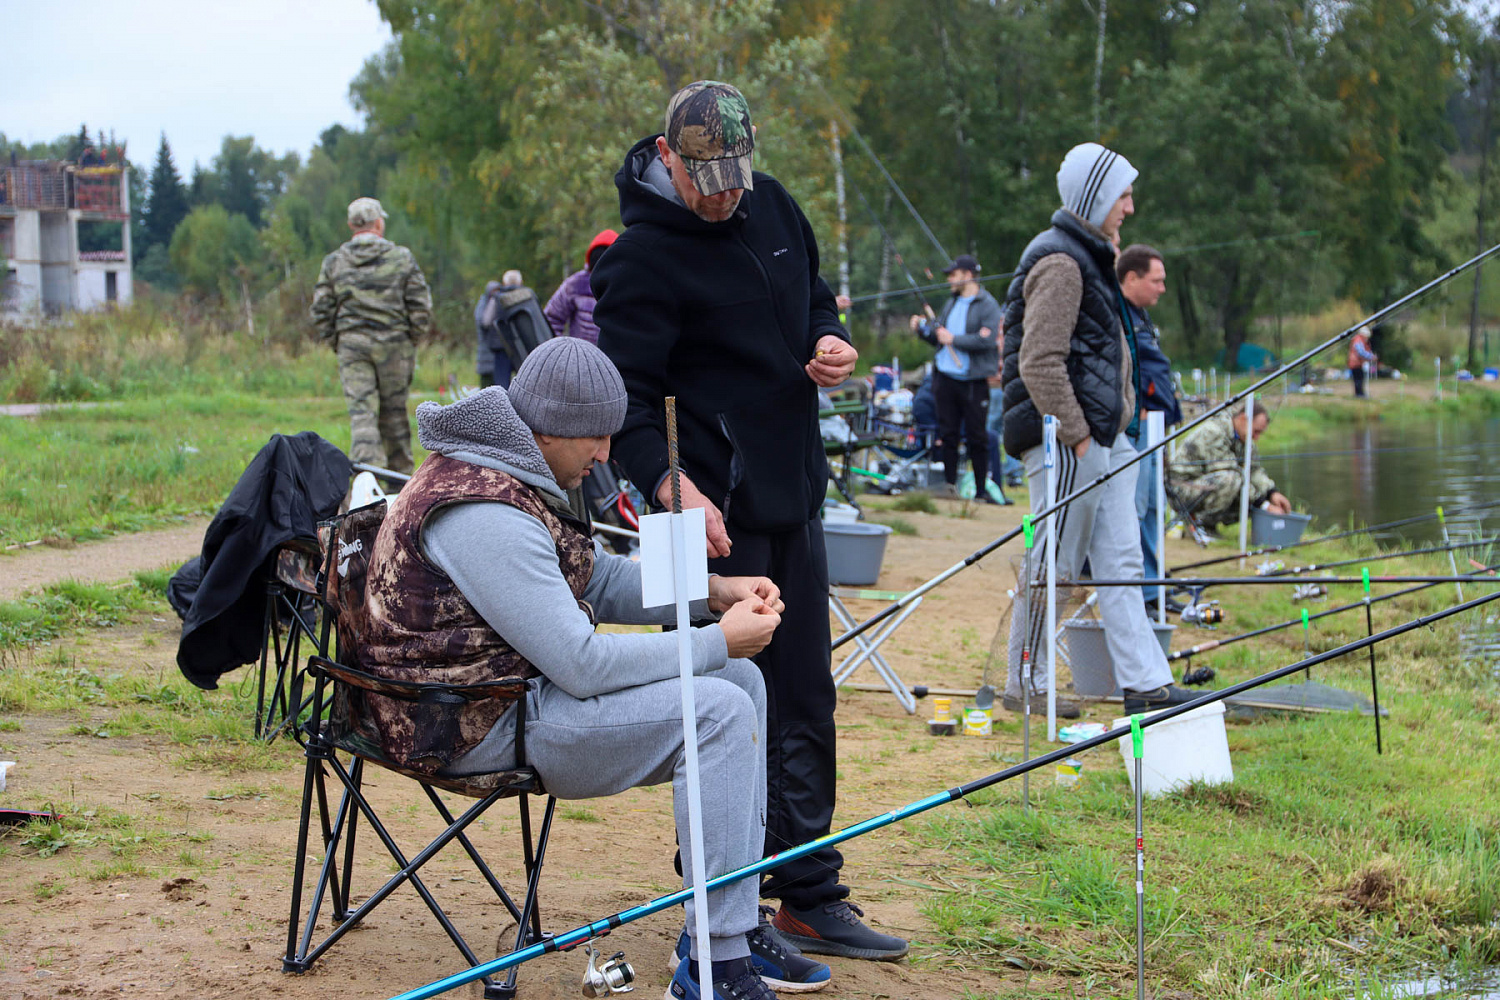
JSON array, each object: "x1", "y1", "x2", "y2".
[
  {"x1": 591, "y1": 135, "x2": 848, "y2": 533},
  {"x1": 171, "y1": 432, "x2": 351, "y2": 689}
]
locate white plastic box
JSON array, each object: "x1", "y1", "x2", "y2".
[{"x1": 1111, "y1": 701, "x2": 1233, "y2": 798}]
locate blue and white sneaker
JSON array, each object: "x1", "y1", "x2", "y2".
[
  {"x1": 665, "y1": 955, "x2": 775, "y2": 1000},
  {"x1": 671, "y1": 907, "x2": 832, "y2": 992}
]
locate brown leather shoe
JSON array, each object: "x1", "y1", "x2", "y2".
[{"x1": 1001, "y1": 692, "x2": 1082, "y2": 719}]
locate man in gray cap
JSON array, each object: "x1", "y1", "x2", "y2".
[
  {"x1": 999, "y1": 142, "x2": 1191, "y2": 716},
  {"x1": 594, "y1": 80, "x2": 909, "y2": 967},
  {"x1": 311, "y1": 196, "x2": 432, "y2": 474},
  {"x1": 360, "y1": 336, "x2": 811, "y2": 1000}
]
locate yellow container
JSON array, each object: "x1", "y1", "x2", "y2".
[
  {"x1": 962, "y1": 708, "x2": 992, "y2": 737},
  {"x1": 1055, "y1": 757, "x2": 1083, "y2": 788},
  {"x1": 933, "y1": 698, "x2": 952, "y2": 723}
]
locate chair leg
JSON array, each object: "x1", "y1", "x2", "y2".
[
  {"x1": 500, "y1": 794, "x2": 557, "y2": 998},
  {"x1": 424, "y1": 785, "x2": 526, "y2": 925}
]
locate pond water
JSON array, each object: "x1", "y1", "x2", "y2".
[{"x1": 1255, "y1": 413, "x2": 1500, "y2": 544}]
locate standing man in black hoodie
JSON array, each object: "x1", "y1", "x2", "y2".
[{"x1": 594, "y1": 80, "x2": 908, "y2": 966}]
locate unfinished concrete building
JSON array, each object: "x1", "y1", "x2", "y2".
[{"x1": 1, "y1": 160, "x2": 133, "y2": 316}]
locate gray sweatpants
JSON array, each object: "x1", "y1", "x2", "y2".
[
  {"x1": 1007, "y1": 432, "x2": 1172, "y2": 698},
  {"x1": 446, "y1": 658, "x2": 766, "y2": 961}
]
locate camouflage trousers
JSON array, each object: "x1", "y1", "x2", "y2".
[
  {"x1": 1170, "y1": 470, "x2": 1253, "y2": 530},
  {"x1": 336, "y1": 331, "x2": 415, "y2": 475}
]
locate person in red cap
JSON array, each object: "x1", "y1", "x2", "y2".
[{"x1": 543, "y1": 229, "x2": 618, "y2": 345}]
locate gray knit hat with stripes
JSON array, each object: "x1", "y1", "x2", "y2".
[
  {"x1": 1057, "y1": 142, "x2": 1138, "y2": 230},
  {"x1": 508, "y1": 337, "x2": 627, "y2": 438}
]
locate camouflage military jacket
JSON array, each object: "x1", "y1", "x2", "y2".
[
  {"x1": 1168, "y1": 413, "x2": 1277, "y2": 500},
  {"x1": 358, "y1": 454, "x2": 595, "y2": 771},
  {"x1": 310, "y1": 232, "x2": 433, "y2": 345}
]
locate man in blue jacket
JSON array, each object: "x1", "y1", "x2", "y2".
[
  {"x1": 593, "y1": 81, "x2": 908, "y2": 991},
  {"x1": 1117, "y1": 244, "x2": 1183, "y2": 612},
  {"x1": 910, "y1": 253, "x2": 1005, "y2": 502}
]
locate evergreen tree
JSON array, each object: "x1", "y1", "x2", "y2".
[{"x1": 142, "y1": 134, "x2": 190, "y2": 254}]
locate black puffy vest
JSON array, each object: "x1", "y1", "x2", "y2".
[{"x1": 1000, "y1": 210, "x2": 1128, "y2": 458}]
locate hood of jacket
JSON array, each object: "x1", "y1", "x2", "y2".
[
  {"x1": 341, "y1": 231, "x2": 397, "y2": 266},
  {"x1": 415, "y1": 387, "x2": 564, "y2": 502},
  {"x1": 616, "y1": 134, "x2": 755, "y2": 234}
]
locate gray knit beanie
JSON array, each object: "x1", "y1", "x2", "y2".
[
  {"x1": 508, "y1": 337, "x2": 628, "y2": 438},
  {"x1": 1056, "y1": 142, "x2": 1138, "y2": 230}
]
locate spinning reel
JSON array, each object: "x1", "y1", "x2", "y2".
[
  {"x1": 1178, "y1": 587, "x2": 1224, "y2": 628},
  {"x1": 581, "y1": 944, "x2": 635, "y2": 996},
  {"x1": 1291, "y1": 582, "x2": 1328, "y2": 602}
]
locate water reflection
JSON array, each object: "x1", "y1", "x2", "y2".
[{"x1": 1258, "y1": 415, "x2": 1500, "y2": 543}]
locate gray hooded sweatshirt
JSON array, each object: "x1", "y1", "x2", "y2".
[{"x1": 415, "y1": 387, "x2": 727, "y2": 701}]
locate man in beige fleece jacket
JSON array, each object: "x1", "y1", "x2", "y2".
[{"x1": 998, "y1": 142, "x2": 1192, "y2": 716}]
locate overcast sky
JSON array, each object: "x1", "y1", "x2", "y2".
[{"x1": 5, "y1": 0, "x2": 391, "y2": 174}]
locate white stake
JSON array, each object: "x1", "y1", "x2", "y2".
[
  {"x1": 665, "y1": 398, "x2": 713, "y2": 999},
  {"x1": 1043, "y1": 415, "x2": 1058, "y2": 742},
  {"x1": 1148, "y1": 411, "x2": 1166, "y2": 625},
  {"x1": 1238, "y1": 392, "x2": 1255, "y2": 560}
]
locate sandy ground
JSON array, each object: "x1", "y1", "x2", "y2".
[
  {"x1": 0, "y1": 494, "x2": 1226, "y2": 1000},
  {"x1": 0, "y1": 518, "x2": 212, "y2": 602}
]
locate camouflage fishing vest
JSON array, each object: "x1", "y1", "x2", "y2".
[{"x1": 358, "y1": 453, "x2": 595, "y2": 771}]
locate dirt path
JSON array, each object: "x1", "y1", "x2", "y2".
[{"x1": 0, "y1": 517, "x2": 211, "y2": 601}]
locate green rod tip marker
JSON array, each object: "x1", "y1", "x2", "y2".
[
  {"x1": 1130, "y1": 714, "x2": 1144, "y2": 759},
  {"x1": 1023, "y1": 515, "x2": 1034, "y2": 550},
  {"x1": 1363, "y1": 567, "x2": 1371, "y2": 594}
]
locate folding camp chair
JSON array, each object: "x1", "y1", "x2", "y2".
[
  {"x1": 282, "y1": 503, "x2": 558, "y2": 999},
  {"x1": 253, "y1": 540, "x2": 326, "y2": 742},
  {"x1": 829, "y1": 587, "x2": 921, "y2": 714}
]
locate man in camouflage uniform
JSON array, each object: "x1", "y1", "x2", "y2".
[
  {"x1": 311, "y1": 197, "x2": 432, "y2": 474},
  {"x1": 1167, "y1": 402, "x2": 1292, "y2": 530}
]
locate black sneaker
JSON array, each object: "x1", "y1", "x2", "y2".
[
  {"x1": 1001, "y1": 692, "x2": 1082, "y2": 719},
  {"x1": 772, "y1": 900, "x2": 908, "y2": 961},
  {"x1": 1122, "y1": 684, "x2": 1201, "y2": 713},
  {"x1": 667, "y1": 956, "x2": 775, "y2": 1000},
  {"x1": 974, "y1": 492, "x2": 1010, "y2": 506},
  {"x1": 671, "y1": 908, "x2": 831, "y2": 992}
]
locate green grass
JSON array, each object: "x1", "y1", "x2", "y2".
[
  {"x1": 919, "y1": 533, "x2": 1500, "y2": 995},
  {"x1": 0, "y1": 579, "x2": 160, "y2": 648}
]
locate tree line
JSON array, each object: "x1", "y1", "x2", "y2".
[{"x1": 7, "y1": 0, "x2": 1500, "y2": 369}]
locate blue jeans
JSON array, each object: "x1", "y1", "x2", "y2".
[{"x1": 1132, "y1": 431, "x2": 1161, "y2": 603}]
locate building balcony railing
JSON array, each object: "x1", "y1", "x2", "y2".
[{"x1": 0, "y1": 163, "x2": 126, "y2": 218}]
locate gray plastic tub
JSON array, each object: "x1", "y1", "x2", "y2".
[
  {"x1": 823, "y1": 522, "x2": 894, "y2": 586},
  {"x1": 1250, "y1": 508, "x2": 1312, "y2": 547},
  {"x1": 1062, "y1": 619, "x2": 1176, "y2": 697}
]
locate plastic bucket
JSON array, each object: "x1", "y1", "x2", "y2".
[
  {"x1": 822, "y1": 502, "x2": 861, "y2": 525},
  {"x1": 1112, "y1": 701, "x2": 1233, "y2": 798},
  {"x1": 823, "y1": 522, "x2": 893, "y2": 586},
  {"x1": 1250, "y1": 508, "x2": 1311, "y2": 547},
  {"x1": 1062, "y1": 619, "x2": 1175, "y2": 697}
]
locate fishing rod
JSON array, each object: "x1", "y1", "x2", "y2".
[
  {"x1": 833, "y1": 241, "x2": 1500, "y2": 650},
  {"x1": 846, "y1": 230, "x2": 1318, "y2": 307},
  {"x1": 815, "y1": 80, "x2": 950, "y2": 263},
  {"x1": 1057, "y1": 574, "x2": 1500, "y2": 589},
  {"x1": 1170, "y1": 498, "x2": 1500, "y2": 572},
  {"x1": 846, "y1": 174, "x2": 942, "y2": 322},
  {"x1": 1259, "y1": 537, "x2": 1499, "y2": 577},
  {"x1": 390, "y1": 589, "x2": 1500, "y2": 1000},
  {"x1": 1167, "y1": 574, "x2": 1493, "y2": 663}
]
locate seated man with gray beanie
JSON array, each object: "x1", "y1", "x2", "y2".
[
  {"x1": 999, "y1": 142, "x2": 1192, "y2": 715},
  {"x1": 359, "y1": 336, "x2": 829, "y2": 1000}
]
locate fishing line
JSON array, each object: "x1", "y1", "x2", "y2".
[
  {"x1": 1260, "y1": 537, "x2": 1500, "y2": 577},
  {"x1": 833, "y1": 242, "x2": 1500, "y2": 650},
  {"x1": 390, "y1": 590, "x2": 1500, "y2": 1000}
]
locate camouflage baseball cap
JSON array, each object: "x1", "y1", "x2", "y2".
[
  {"x1": 664, "y1": 80, "x2": 755, "y2": 196},
  {"x1": 347, "y1": 197, "x2": 388, "y2": 228}
]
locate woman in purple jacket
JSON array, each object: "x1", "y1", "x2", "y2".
[{"x1": 543, "y1": 228, "x2": 618, "y2": 344}]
